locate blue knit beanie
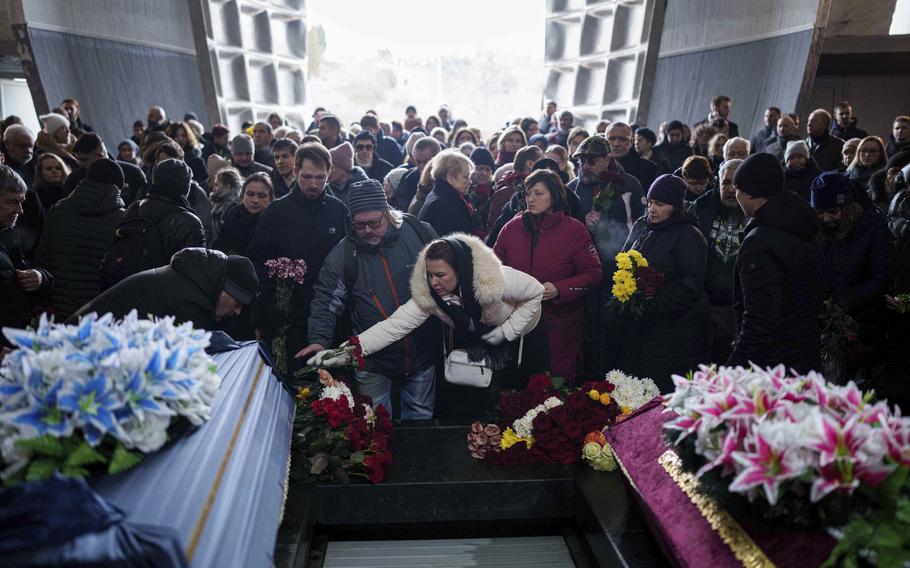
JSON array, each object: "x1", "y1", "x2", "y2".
[{"x1": 810, "y1": 171, "x2": 853, "y2": 210}]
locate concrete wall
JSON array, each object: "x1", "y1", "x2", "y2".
[
  {"x1": 646, "y1": 0, "x2": 822, "y2": 137},
  {"x1": 10, "y1": 0, "x2": 209, "y2": 147}
]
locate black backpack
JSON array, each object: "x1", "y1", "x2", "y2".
[
  {"x1": 342, "y1": 213, "x2": 434, "y2": 289},
  {"x1": 99, "y1": 207, "x2": 170, "y2": 291}
]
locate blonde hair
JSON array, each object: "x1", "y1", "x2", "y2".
[
  {"x1": 708, "y1": 133, "x2": 728, "y2": 158},
  {"x1": 848, "y1": 135, "x2": 888, "y2": 171},
  {"x1": 33, "y1": 153, "x2": 72, "y2": 188},
  {"x1": 545, "y1": 144, "x2": 575, "y2": 179},
  {"x1": 430, "y1": 149, "x2": 473, "y2": 182}
]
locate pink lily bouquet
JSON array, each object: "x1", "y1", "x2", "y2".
[
  {"x1": 663, "y1": 365, "x2": 910, "y2": 529},
  {"x1": 265, "y1": 257, "x2": 307, "y2": 375}
]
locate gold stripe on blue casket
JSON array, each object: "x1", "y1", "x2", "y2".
[{"x1": 91, "y1": 343, "x2": 293, "y2": 568}]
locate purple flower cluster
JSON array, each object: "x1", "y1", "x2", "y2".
[{"x1": 265, "y1": 257, "x2": 307, "y2": 284}]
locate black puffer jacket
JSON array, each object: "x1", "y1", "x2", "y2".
[
  {"x1": 618, "y1": 214, "x2": 710, "y2": 391},
  {"x1": 68, "y1": 247, "x2": 227, "y2": 330},
  {"x1": 618, "y1": 150, "x2": 658, "y2": 192},
  {"x1": 819, "y1": 204, "x2": 891, "y2": 335},
  {"x1": 418, "y1": 178, "x2": 474, "y2": 237},
  {"x1": 784, "y1": 163, "x2": 822, "y2": 201},
  {"x1": 247, "y1": 187, "x2": 347, "y2": 330},
  {"x1": 212, "y1": 203, "x2": 262, "y2": 255},
  {"x1": 0, "y1": 230, "x2": 52, "y2": 346},
  {"x1": 120, "y1": 194, "x2": 206, "y2": 267},
  {"x1": 728, "y1": 191, "x2": 822, "y2": 373},
  {"x1": 36, "y1": 180, "x2": 125, "y2": 318}
]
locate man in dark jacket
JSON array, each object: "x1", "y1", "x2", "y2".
[
  {"x1": 353, "y1": 131, "x2": 394, "y2": 183},
  {"x1": 113, "y1": 159, "x2": 206, "y2": 280},
  {"x1": 36, "y1": 159, "x2": 125, "y2": 319},
  {"x1": 783, "y1": 140, "x2": 822, "y2": 201},
  {"x1": 888, "y1": 116, "x2": 910, "y2": 158},
  {"x1": 69, "y1": 248, "x2": 257, "y2": 331},
  {"x1": 831, "y1": 102, "x2": 868, "y2": 141},
  {"x1": 270, "y1": 137, "x2": 298, "y2": 198},
  {"x1": 360, "y1": 114, "x2": 403, "y2": 166},
  {"x1": 230, "y1": 134, "x2": 272, "y2": 178},
  {"x1": 392, "y1": 136, "x2": 440, "y2": 212},
  {"x1": 728, "y1": 153, "x2": 822, "y2": 373},
  {"x1": 1, "y1": 125, "x2": 43, "y2": 261},
  {"x1": 65, "y1": 133, "x2": 147, "y2": 205},
  {"x1": 607, "y1": 122, "x2": 658, "y2": 192},
  {"x1": 252, "y1": 122, "x2": 275, "y2": 170},
  {"x1": 0, "y1": 166, "x2": 52, "y2": 347},
  {"x1": 750, "y1": 107, "x2": 780, "y2": 155},
  {"x1": 300, "y1": 180, "x2": 439, "y2": 417},
  {"x1": 654, "y1": 120, "x2": 693, "y2": 171},
  {"x1": 811, "y1": 172, "x2": 891, "y2": 380},
  {"x1": 327, "y1": 142, "x2": 369, "y2": 207},
  {"x1": 247, "y1": 143, "x2": 348, "y2": 375},
  {"x1": 202, "y1": 124, "x2": 231, "y2": 161},
  {"x1": 61, "y1": 98, "x2": 94, "y2": 136},
  {"x1": 547, "y1": 111, "x2": 574, "y2": 148},
  {"x1": 694, "y1": 95, "x2": 739, "y2": 138},
  {"x1": 763, "y1": 115, "x2": 801, "y2": 163},
  {"x1": 806, "y1": 109, "x2": 845, "y2": 173},
  {"x1": 694, "y1": 159, "x2": 746, "y2": 362}
]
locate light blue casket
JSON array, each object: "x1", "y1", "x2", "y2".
[{"x1": 91, "y1": 343, "x2": 293, "y2": 567}]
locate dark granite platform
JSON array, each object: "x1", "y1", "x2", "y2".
[{"x1": 274, "y1": 421, "x2": 667, "y2": 568}]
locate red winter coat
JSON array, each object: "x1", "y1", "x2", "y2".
[{"x1": 494, "y1": 211, "x2": 602, "y2": 380}]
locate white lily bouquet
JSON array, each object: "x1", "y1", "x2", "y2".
[{"x1": 0, "y1": 311, "x2": 221, "y2": 485}]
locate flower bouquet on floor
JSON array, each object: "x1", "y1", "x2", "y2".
[
  {"x1": 663, "y1": 364, "x2": 910, "y2": 531},
  {"x1": 290, "y1": 370, "x2": 392, "y2": 484},
  {"x1": 581, "y1": 370, "x2": 662, "y2": 472},
  {"x1": 264, "y1": 257, "x2": 307, "y2": 375},
  {"x1": 0, "y1": 311, "x2": 221, "y2": 486},
  {"x1": 467, "y1": 371, "x2": 659, "y2": 466},
  {"x1": 611, "y1": 250, "x2": 664, "y2": 317}
]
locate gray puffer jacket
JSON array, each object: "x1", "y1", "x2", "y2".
[{"x1": 308, "y1": 215, "x2": 440, "y2": 376}]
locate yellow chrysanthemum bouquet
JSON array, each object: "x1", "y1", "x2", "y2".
[{"x1": 610, "y1": 249, "x2": 664, "y2": 317}]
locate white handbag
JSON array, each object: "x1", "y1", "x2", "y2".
[{"x1": 444, "y1": 348, "x2": 492, "y2": 388}]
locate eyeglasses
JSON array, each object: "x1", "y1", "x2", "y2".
[
  {"x1": 355, "y1": 144, "x2": 374, "y2": 151},
  {"x1": 351, "y1": 214, "x2": 385, "y2": 231}
]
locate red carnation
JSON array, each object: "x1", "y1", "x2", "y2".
[{"x1": 364, "y1": 454, "x2": 384, "y2": 484}]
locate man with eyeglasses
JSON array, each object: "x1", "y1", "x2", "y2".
[
  {"x1": 298, "y1": 179, "x2": 439, "y2": 418},
  {"x1": 353, "y1": 131, "x2": 394, "y2": 183},
  {"x1": 248, "y1": 143, "x2": 348, "y2": 377},
  {"x1": 360, "y1": 114, "x2": 403, "y2": 166}
]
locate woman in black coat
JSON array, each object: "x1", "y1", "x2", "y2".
[
  {"x1": 617, "y1": 174, "x2": 710, "y2": 391},
  {"x1": 418, "y1": 150, "x2": 475, "y2": 237},
  {"x1": 213, "y1": 172, "x2": 273, "y2": 255}
]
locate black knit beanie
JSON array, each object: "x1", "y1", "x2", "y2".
[
  {"x1": 151, "y1": 159, "x2": 193, "y2": 200},
  {"x1": 87, "y1": 158, "x2": 125, "y2": 189},
  {"x1": 732, "y1": 153, "x2": 784, "y2": 198}
]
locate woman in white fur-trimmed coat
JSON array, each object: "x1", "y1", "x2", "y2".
[{"x1": 309, "y1": 232, "x2": 548, "y2": 417}]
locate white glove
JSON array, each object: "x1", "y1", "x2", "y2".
[
  {"x1": 306, "y1": 343, "x2": 354, "y2": 367},
  {"x1": 481, "y1": 326, "x2": 506, "y2": 345}
]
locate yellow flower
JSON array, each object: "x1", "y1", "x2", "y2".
[
  {"x1": 615, "y1": 252, "x2": 633, "y2": 271},
  {"x1": 621, "y1": 406, "x2": 632, "y2": 415},
  {"x1": 296, "y1": 386, "x2": 311, "y2": 400},
  {"x1": 599, "y1": 392, "x2": 612, "y2": 405},
  {"x1": 500, "y1": 427, "x2": 534, "y2": 450},
  {"x1": 628, "y1": 249, "x2": 648, "y2": 267},
  {"x1": 611, "y1": 269, "x2": 637, "y2": 302},
  {"x1": 588, "y1": 389, "x2": 600, "y2": 400}
]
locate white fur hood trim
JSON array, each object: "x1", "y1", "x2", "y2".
[{"x1": 409, "y1": 232, "x2": 506, "y2": 312}]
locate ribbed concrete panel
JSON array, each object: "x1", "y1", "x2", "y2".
[
  {"x1": 199, "y1": 0, "x2": 308, "y2": 131},
  {"x1": 543, "y1": 0, "x2": 664, "y2": 129}
]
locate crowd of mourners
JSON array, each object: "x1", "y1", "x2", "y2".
[{"x1": 1, "y1": 95, "x2": 910, "y2": 419}]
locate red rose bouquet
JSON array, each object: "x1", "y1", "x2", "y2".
[{"x1": 291, "y1": 370, "x2": 392, "y2": 484}]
